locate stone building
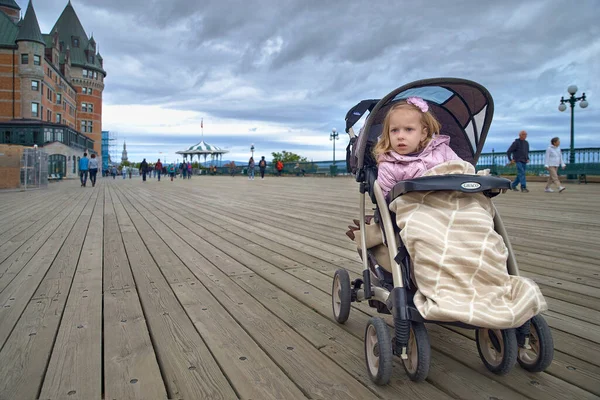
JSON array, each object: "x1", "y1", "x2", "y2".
[{"x1": 0, "y1": 0, "x2": 106, "y2": 178}]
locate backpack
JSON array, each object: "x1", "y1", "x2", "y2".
[{"x1": 259, "y1": 160, "x2": 266, "y2": 168}]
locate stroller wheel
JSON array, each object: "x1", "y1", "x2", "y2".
[
  {"x1": 517, "y1": 315, "x2": 554, "y2": 372},
  {"x1": 476, "y1": 328, "x2": 517, "y2": 375},
  {"x1": 402, "y1": 322, "x2": 431, "y2": 382},
  {"x1": 364, "y1": 317, "x2": 393, "y2": 385},
  {"x1": 332, "y1": 269, "x2": 351, "y2": 323}
]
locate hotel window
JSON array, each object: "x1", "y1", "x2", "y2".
[
  {"x1": 34, "y1": 55, "x2": 41, "y2": 66},
  {"x1": 44, "y1": 128, "x2": 53, "y2": 142},
  {"x1": 56, "y1": 129, "x2": 63, "y2": 142},
  {"x1": 89, "y1": 88, "x2": 93, "y2": 95},
  {"x1": 82, "y1": 87, "x2": 87, "y2": 94},
  {"x1": 56, "y1": 114, "x2": 62, "y2": 124},
  {"x1": 73, "y1": 37, "x2": 79, "y2": 48},
  {"x1": 57, "y1": 93, "x2": 61, "y2": 104},
  {"x1": 47, "y1": 109, "x2": 52, "y2": 122},
  {"x1": 31, "y1": 80, "x2": 39, "y2": 91},
  {"x1": 31, "y1": 102, "x2": 39, "y2": 117},
  {"x1": 93, "y1": 71, "x2": 98, "y2": 79},
  {"x1": 88, "y1": 104, "x2": 93, "y2": 113},
  {"x1": 82, "y1": 103, "x2": 87, "y2": 112},
  {"x1": 47, "y1": 89, "x2": 52, "y2": 101},
  {"x1": 21, "y1": 54, "x2": 28, "y2": 64},
  {"x1": 83, "y1": 69, "x2": 88, "y2": 78}
]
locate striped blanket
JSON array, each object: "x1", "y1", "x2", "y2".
[{"x1": 389, "y1": 160, "x2": 547, "y2": 329}]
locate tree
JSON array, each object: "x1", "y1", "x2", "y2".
[
  {"x1": 271, "y1": 150, "x2": 308, "y2": 164},
  {"x1": 120, "y1": 160, "x2": 131, "y2": 167}
]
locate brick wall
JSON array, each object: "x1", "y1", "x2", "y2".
[{"x1": 0, "y1": 144, "x2": 24, "y2": 189}]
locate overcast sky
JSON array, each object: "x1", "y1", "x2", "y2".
[{"x1": 23, "y1": 0, "x2": 599, "y2": 163}]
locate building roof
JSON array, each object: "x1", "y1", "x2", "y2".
[
  {"x1": 51, "y1": 1, "x2": 106, "y2": 75},
  {"x1": 15, "y1": 0, "x2": 45, "y2": 46},
  {"x1": 0, "y1": 0, "x2": 20, "y2": 10},
  {"x1": 0, "y1": 8, "x2": 18, "y2": 47},
  {"x1": 176, "y1": 140, "x2": 229, "y2": 156}
]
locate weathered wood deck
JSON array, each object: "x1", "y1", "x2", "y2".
[{"x1": 0, "y1": 176, "x2": 598, "y2": 400}]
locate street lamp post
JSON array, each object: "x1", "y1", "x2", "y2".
[
  {"x1": 330, "y1": 128, "x2": 339, "y2": 165},
  {"x1": 559, "y1": 85, "x2": 589, "y2": 178},
  {"x1": 251, "y1": 143, "x2": 255, "y2": 158},
  {"x1": 330, "y1": 128, "x2": 339, "y2": 177}
]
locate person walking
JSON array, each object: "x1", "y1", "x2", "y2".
[
  {"x1": 140, "y1": 158, "x2": 148, "y2": 182},
  {"x1": 544, "y1": 137, "x2": 566, "y2": 192},
  {"x1": 247, "y1": 157, "x2": 255, "y2": 180},
  {"x1": 155, "y1": 159, "x2": 163, "y2": 181},
  {"x1": 88, "y1": 153, "x2": 99, "y2": 187},
  {"x1": 187, "y1": 162, "x2": 192, "y2": 179},
  {"x1": 507, "y1": 130, "x2": 530, "y2": 193},
  {"x1": 258, "y1": 156, "x2": 267, "y2": 179},
  {"x1": 168, "y1": 163, "x2": 175, "y2": 181},
  {"x1": 276, "y1": 160, "x2": 284, "y2": 176},
  {"x1": 79, "y1": 152, "x2": 89, "y2": 187}
]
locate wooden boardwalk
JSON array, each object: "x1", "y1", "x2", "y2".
[{"x1": 0, "y1": 176, "x2": 598, "y2": 400}]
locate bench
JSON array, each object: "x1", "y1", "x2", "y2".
[
  {"x1": 559, "y1": 163, "x2": 600, "y2": 184},
  {"x1": 48, "y1": 173, "x2": 62, "y2": 181}
]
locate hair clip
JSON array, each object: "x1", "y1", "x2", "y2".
[{"x1": 406, "y1": 96, "x2": 429, "y2": 113}]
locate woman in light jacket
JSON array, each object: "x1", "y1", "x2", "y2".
[{"x1": 544, "y1": 137, "x2": 566, "y2": 192}]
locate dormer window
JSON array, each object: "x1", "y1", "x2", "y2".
[{"x1": 72, "y1": 37, "x2": 80, "y2": 48}]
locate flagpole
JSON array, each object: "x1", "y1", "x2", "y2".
[{"x1": 201, "y1": 118, "x2": 204, "y2": 139}]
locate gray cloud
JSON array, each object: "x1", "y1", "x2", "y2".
[{"x1": 23, "y1": 0, "x2": 600, "y2": 162}]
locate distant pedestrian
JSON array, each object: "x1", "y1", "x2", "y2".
[
  {"x1": 79, "y1": 152, "x2": 89, "y2": 187},
  {"x1": 155, "y1": 159, "x2": 163, "y2": 181},
  {"x1": 140, "y1": 158, "x2": 148, "y2": 182},
  {"x1": 276, "y1": 160, "x2": 284, "y2": 176},
  {"x1": 507, "y1": 130, "x2": 530, "y2": 193},
  {"x1": 168, "y1": 163, "x2": 175, "y2": 181},
  {"x1": 258, "y1": 156, "x2": 267, "y2": 179},
  {"x1": 247, "y1": 157, "x2": 255, "y2": 180},
  {"x1": 187, "y1": 162, "x2": 192, "y2": 179},
  {"x1": 229, "y1": 161, "x2": 236, "y2": 177},
  {"x1": 88, "y1": 153, "x2": 98, "y2": 187},
  {"x1": 544, "y1": 137, "x2": 566, "y2": 193}
]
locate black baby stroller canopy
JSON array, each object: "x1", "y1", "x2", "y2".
[{"x1": 349, "y1": 78, "x2": 494, "y2": 171}]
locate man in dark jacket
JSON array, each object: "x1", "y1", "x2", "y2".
[
  {"x1": 258, "y1": 156, "x2": 267, "y2": 179},
  {"x1": 507, "y1": 130, "x2": 530, "y2": 192},
  {"x1": 140, "y1": 158, "x2": 149, "y2": 182}
]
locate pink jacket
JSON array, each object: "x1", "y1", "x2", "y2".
[{"x1": 377, "y1": 135, "x2": 461, "y2": 197}]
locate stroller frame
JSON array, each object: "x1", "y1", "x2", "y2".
[{"x1": 333, "y1": 78, "x2": 554, "y2": 383}]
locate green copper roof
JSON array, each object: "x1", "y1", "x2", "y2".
[
  {"x1": 51, "y1": 1, "x2": 105, "y2": 75},
  {"x1": 0, "y1": 0, "x2": 20, "y2": 10},
  {"x1": 0, "y1": 7, "x2": 18, "y2": 47},
  {"x1": 15, "y1": 1, "x2": 45, "y2": 46}
]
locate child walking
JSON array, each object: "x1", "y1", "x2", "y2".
[
  {"x1": 374, "y1": 97, "x2": 461, "y2": 197},
  {"x1": 544, "y1": 137, "x2": 566, "y2": 192}
]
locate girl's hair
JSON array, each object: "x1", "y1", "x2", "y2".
[
  {"x1": 551, "y1": 137, "x2": 560, "y2": 145},
  {"x1": 373, "y1": 101, "x2": 441, "y2": 161},
  {"x1": 91, "y1": 153, "x2": 96, "y2": 158}
]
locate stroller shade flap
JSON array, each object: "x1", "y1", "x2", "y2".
[
  {"x1": 352, "y1": 78, "x2": 494, "y2": 173},
  {"x1": 345, "y1": 99, "x2": 379, "y2": 133}
]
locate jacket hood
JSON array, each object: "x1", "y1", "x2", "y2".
[{"x1": 378, "y1": 135, "x2": 451, "y2": 163}]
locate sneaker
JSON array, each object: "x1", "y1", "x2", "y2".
[
  {"x1": 559, "y1": 186, "x2": 566, "y2": 192},
  {"x1": 545, "y1": 188, "x2": 554, "y2": 192},
  {"x1": 511, "y1": 186, "x2": 519, "y2": 192},
  {"x1": 521, "y1": 188, "x2": 529, "y2": 193}
]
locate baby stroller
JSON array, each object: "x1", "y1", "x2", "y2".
[{"x1": 332, "y1": 78, "x2": 554, "y2": 383}]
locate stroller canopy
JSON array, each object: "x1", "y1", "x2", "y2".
[{"x1": 352, "y1": 78, "x2": 494, "y2": 169}]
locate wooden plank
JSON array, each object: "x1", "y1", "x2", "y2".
[
  {"x1": 173, "y1": 281, "x2": 309, "y2": 399},
  {"x1": 0, "y1": 190, "x2": 87, "y2": 267},
  {"x1": 545, "y1": 297, "x2": 600, "y2": 326},
  {"x1": 0, "y1": 191, "x2": 93, "y2": 349},
  {"x1": 39, "y1": 188, "x2": 104, "y2": 400},
  {"x1": 103, "y1": 188, "x2": 167, "y2": 400},
  {"x1": 115, "y1": 187, "x2": 379, "y2": 400},
  {"x1": 109, "y1": 187, "x2": 237, "y2": 400},
  {"x1": 0, "y1": 190, "x2": 98, "y2": 400}
]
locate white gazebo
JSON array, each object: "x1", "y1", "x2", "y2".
[{"x1": 176, "y1": 140, "x2": 229, "y2": 166}]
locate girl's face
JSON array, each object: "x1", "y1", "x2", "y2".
[
  {"x1": 388, "y1": 108, "x2": 428, "y2": 155},
  {"x1": 554, "y1": 139, "x2": 560, "y2": 147}
]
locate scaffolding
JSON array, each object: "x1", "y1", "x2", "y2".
[{"x1": 101, "y1": 130, "x2": 118, "y2": 172}]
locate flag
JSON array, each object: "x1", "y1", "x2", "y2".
[{"x1": 201, "y1": 118, "x2": 203, "y2": 129}]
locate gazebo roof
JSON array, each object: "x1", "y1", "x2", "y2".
[{"x1": 176, "y1": 140, "x2": 229, "y2": 155}]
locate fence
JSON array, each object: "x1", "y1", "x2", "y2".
[{"x1": 21, "y1": 147, "x2": 48, "y2": 189}]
